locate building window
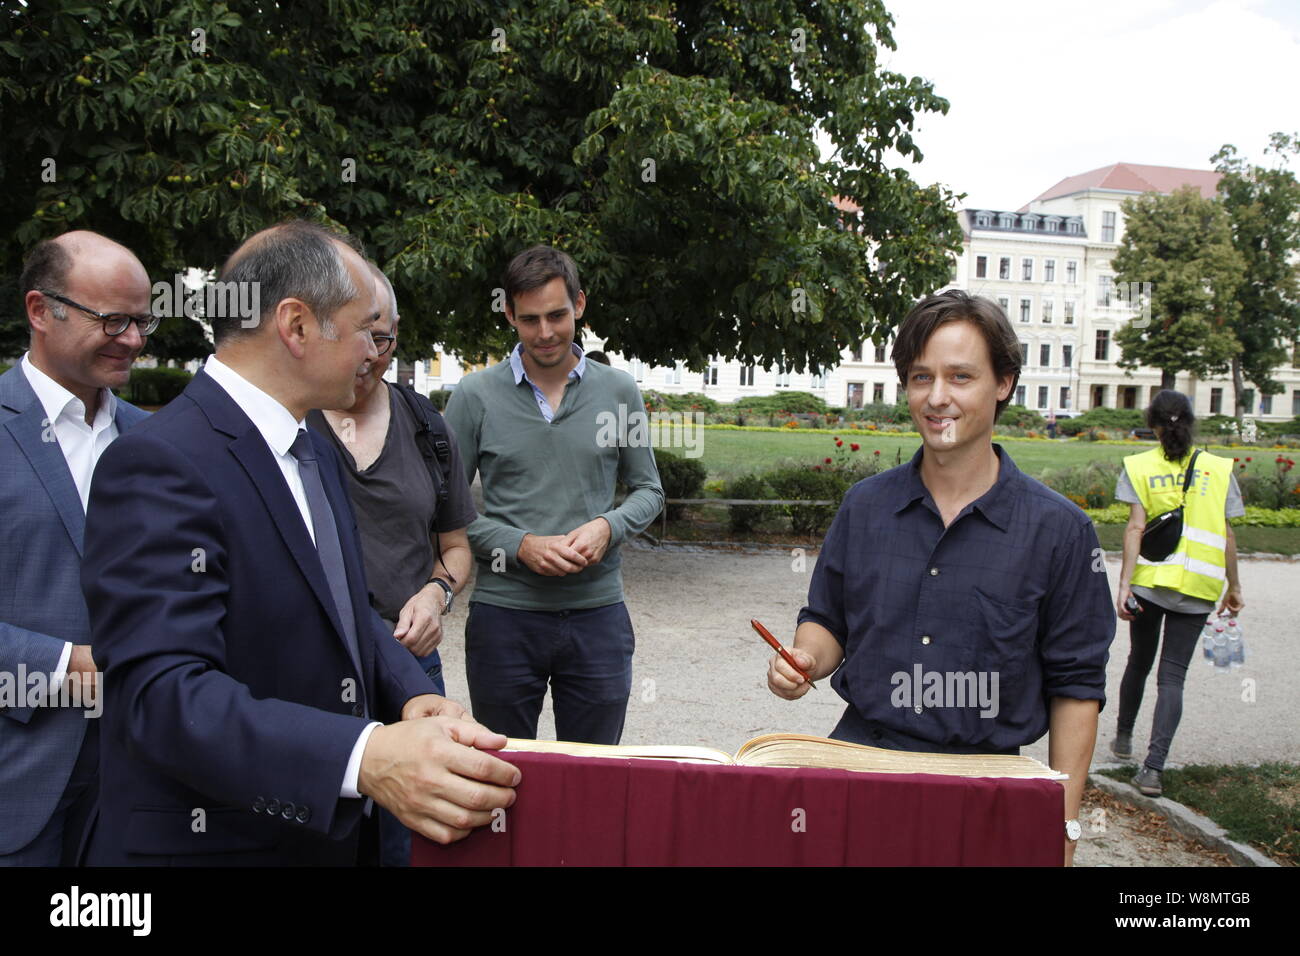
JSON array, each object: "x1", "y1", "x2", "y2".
[
  {"x1": 1019, "y1": 341, "x2": 1028, "y2": 365},
  {"x1": 1060, "y1": 386, "x2": 1071, "y2": 410},
  {"x1": 997, "y1": 296, "x2": 1010, "y2": 315},
  {"x1": 1062, "y1": 344, "x2": 1073, "y2": 368},
  {"x1": 1037, "y1": 386, "x2": 1049, "y2": 409},
  {"x1": 739, "y1": 365, "x2": 754, "y2": 387},
  {"x1": 1040, "y1": 344, "x2": 1051, "y2": 367},
  {"x1": 999, "y1": 257, "x2": 1011, "y2": 280},
  {"x1": 666, "y1": 362, "x2": 682, "y2": 385},
  {"x1": 999, "y1": 213, "x2": 1015, "y2": 228},
  {"x1": 1043, "y1": 259, "x2": 1055, "y2": 283},
  {"x1": 1015, "y1": 385, "x2": 1026, "y2": 406},
  {"x1": 1064, "y1": 300, "x2": 1076, "y2": 324},
  {"x1": 704, "y1": 365, "x2": 718, "y2": 387},
  {"x1": 775, "y1": 366, "x2": 791, "y2": 388},
  {"x1": 1046, "y1": 219, "x2": 1059, "y2": 233},
  {"x1": 976, "y1": 212, "x2": 992, "y2": 228},
  {"x1": 810, "y1": 372, "x2": 825, "y2": 389},
  {"x1": 1067, "y1": 220, "x2": 1081, "y2": 235},
  {"x1": 1293, "y1": 390, "x2": 1300, "y2": 416},
  {"x1": 631, "y1": 359, "x2": 645, "y2": 383},
  {"x1": 1066, "y1": 260, "x2": 1078, "y2": 285},
  {"x1": 1042, "y1": 299, "x2": 1053, "y2": 323},
  {"x1": 1261, "y1": 393, "x2": 1273, "y2": 415},
  {"x1": 874, "y1": 344, "x2": 886, "y2": 364},
  {"x1": 1095, "y1": 330, "x2": 1110, "y2": 361},
  {"x1": 1242, "y1": 388, "x2": 1255, "y2": 413},
  {"x1": 1098, "y1": 275, "x2": 1113, "y2": 307},
  {"x1": 872, "y1": 383, "x2": 884, "y2": 403},
  {"x1": 1210, "y1": 387, "x2": 1223, "y2": 415},
  {"x1": 851, "y1": 343, "x2": 864, "y2": 362},
  {"x1": 1102, "y1": 210, "x2": 1116, "y2": 243},
  {"x1": 975, "y1": 255, "x2": 988, "y2": 278},
  {"x1": 847, "y1": 383, "x2": 864, "y2": 408},
  {"x1": 1021, "y1": 258, "x2": 1033, "y2": 281},
  {"x1": 1020, "y1": 298, "x2": 1032, "y2": 323}
]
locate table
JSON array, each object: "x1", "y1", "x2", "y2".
[{"x1": 412, "y1": 750, "x2": 1064, "y2": 866}]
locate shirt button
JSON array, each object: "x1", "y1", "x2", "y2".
[
  {"x1": 921, "y1": 635, "x2": 931, "y2": 645},
  {"x1": 929, "y1": 567, "x2": 939, "y2": 576}
]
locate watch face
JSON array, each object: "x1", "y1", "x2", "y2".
[{"x1": 1065, "y1": 819, "x2": 1082, "y2": 841}]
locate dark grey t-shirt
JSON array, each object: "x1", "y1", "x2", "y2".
[{"x1": 308, "y1": 383, "x2": 477, "y2": 622}]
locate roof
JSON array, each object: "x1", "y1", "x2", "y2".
[{"x1": 1023, "y1": 163, "x2": 1222, "y2": 208}]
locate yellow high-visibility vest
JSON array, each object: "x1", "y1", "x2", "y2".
[{"x1": 1123, "y1": 447, "x2": 1232, "y2": 602}]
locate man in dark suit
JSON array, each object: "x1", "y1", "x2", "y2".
[
  {"x1": 1, "y1": 231, "x2": 152, "y2": 866},
  {"x1": 80, "y1": 221, "x2": 519, "y2": 866}
]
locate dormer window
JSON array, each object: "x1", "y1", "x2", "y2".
[{"x1": 975, "y1": 212, "x2": 992, "y2": 228}]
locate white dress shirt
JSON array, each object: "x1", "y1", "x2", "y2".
[
  {"x1": 201, "y1": 356, "x2": 379, "y2": 801},
  {"x1": 21, "y1": 352, "x2": 119, "y2": 686}
]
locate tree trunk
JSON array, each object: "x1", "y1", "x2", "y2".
[
  {"x1": 1231, "y1": 355, "x2": 1245, "y2": 426},
  {"x1": 1161, "y1": 369, "x2": 1175, "y2": 390}
]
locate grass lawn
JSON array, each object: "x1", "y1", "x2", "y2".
[
  {"x1": 1099, "y1": 763, "x2": 1300, "y2": 866},
  {"x1": 689, "y1": 429, "x2": 1286, "y2": 485}
]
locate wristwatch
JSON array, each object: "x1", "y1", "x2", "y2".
[
  {"x1": 428, "y1": 577, "x2": 454, "y2": 616},
  {"x1": 1064, "y1": 819, "x2": 1082, "y2": 842}
]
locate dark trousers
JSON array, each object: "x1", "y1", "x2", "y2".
[
  {"x1": 1116, "y1": 594, "x2": 1207, "y2": 772},
  {"x1": 464, "y1": 601, "x2": 635, "y2": 744},
  {"x1": 1, "y1": 721, "x2": 99, "y2": 867},
  {"x1": 378, "y1": 649, "x2": 444, "y2": 867}
]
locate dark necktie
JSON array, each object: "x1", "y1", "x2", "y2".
[{"x1": 289, "y1": 429, "x2": 364, "y2": 697}]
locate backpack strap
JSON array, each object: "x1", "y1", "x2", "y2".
[{"x1": 393, "y1": 383, "x2": 457, "y2": 586}]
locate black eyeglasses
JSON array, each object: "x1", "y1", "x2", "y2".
[
  {"x1": 372, "y1": 332, "x2": 395, "y2": 356},
  {"x1": 40, "y1": 289, "x2": 160, "y2": 337}
]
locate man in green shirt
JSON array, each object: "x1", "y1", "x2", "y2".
[{"x1": 444, "y1": 246, "x2": 663, "y2": 744}]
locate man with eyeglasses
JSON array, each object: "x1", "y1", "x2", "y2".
[
  {"x1": 306, "y1": 261, "x2": 477, "y2": 866},
  {"x1": 0, "y1": 230, "x2": 153, "y2": 865}
]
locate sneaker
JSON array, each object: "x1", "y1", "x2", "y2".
[
  {"x1": 1110, "y1": 732, "x2": 1133, "y2": 761},
  {"x1": 1132, "y1": 766, "x2": 1163, "y2": 797}
]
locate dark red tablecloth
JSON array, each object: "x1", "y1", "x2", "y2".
[{"x1": 412, "y1": 750, "x2": 1064, "y2": 866}]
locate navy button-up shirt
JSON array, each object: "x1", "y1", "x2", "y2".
[{"x1": 798, "y1": 444, "x2": 1114, "y2": 752}]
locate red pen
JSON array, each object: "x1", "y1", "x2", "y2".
[{"x1": 752, "y1": 619, "x2": 817, "y2": 690}]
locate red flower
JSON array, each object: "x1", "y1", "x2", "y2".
[
  {"x1": 850, "y1": 443, "x2": 860, "y2": 451},
  {"x1": 1234, "y1": 457, "x2": 1240, "y2": 462},
  {"x1": 812, "y1": 465, "x2": 822, "y2": 471},
  {"x1": 873, "y1": 450, "x2": 880, "y2": 456},
  {"x1": 835, "y1": 440, "x2": 843, "y2": 447},
  {"x1": 824, "y1": 457, "x2": 833, "y2": 464},
  {"x1": 1246, "y1": 457, "x2": 1252, "y2": 462}
]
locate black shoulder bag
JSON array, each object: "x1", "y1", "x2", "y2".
[
  {"x1": 1139, "y1": 449, "x2": 1201, "y2": 562},
  {"x1": 394, "y1": 383, "x2": 457, "y2": 584}
]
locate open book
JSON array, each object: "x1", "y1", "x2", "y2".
[{"x1": 503, "y1": 733, "x2": 1065, "y2": 780}]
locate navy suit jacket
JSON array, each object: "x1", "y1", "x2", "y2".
[
  {"x1": 0, "y1": 363, "x2": 148, "y2": 855},
  {"x1": 80, "y1": 367, "x2": 434, "y2": 865}
]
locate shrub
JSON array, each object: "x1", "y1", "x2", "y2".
[
  {"x1": 764, "y1": 465, "x2": 846, "y2": 535},
  {"x1": 124, "y1": 366, "x2": 192, "y2": 406},
  {"x1": 426, "y1": 389, "x2": 452, "y2": 411},
  {"x1": 1038, "y1": 460, "x2": 1122, "y2": 509},
  {"x1": 998, "y1": 404, "x2": 1047, "y2": 429},
  {"x1": 726, "y1": 473, "x2": 771, "y2": 533},
  {"x1": 644, "y1": 389, "x2": 720, "y2": 413},
  {"x1": 1058, "y1": 407, "x2": 1144, "y2": 436},
  {"x1": 654, "y1": 448, "x2": 707, "y2": 520},
  {"x1": 732, "y1": 390, "x2": 827, "y2": 415}
]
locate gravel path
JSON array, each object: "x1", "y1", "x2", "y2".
[{"x1": 435, "y1": 545, "x2": 1296, "y2": 865}]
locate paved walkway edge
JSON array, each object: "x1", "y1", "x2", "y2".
[{"x1": 1088, "y1": 772, "x2": 1281, "y2": 867}]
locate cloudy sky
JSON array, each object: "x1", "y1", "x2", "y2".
[{"x1": 872, "y1": 0, "x2": 1300, "y2": 210}]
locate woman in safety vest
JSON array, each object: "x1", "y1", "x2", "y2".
[{"x1": 1112, "y1": 390, "x2": 1245, "y2": 797}]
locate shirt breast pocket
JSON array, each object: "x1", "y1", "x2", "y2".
[{"x1": 971, "y1": 588, "x2": 1038, "y2": 689}]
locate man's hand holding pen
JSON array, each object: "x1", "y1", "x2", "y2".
[{"x1": 768, "y1": 647, "x2": 819, "y2": 700}]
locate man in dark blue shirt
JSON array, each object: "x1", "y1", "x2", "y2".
[{"x1": 767, "y1": 290, "x2": 1114, "y2": 866}]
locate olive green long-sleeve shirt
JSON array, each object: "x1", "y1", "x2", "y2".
[{"x1": 444, "y1": 358, "x2": 664, "y2": 610}]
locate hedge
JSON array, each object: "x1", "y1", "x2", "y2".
[{"x1": 1084, "y1": 503, "x2": 1300, "y2": 527}]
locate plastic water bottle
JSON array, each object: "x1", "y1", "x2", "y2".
[
  {"x1": 1212, "y1": 624, "x2": 1231, "y2": 673},
  {"x1": 1226, "y1": 618, "x2": 1245, "y2": 669},
  {"x1": 1201, "y1": 618, "x2": 1217, "y2": 667}
]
